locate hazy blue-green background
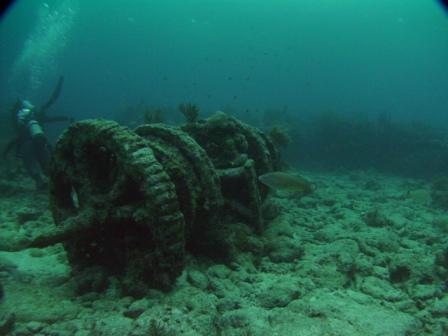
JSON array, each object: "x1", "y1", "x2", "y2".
[{"x1": 0, "y1": 0, "x2": 447, "y2": 125}]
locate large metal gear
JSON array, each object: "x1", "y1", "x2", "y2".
[{"x1": 49, "y1": 119, "x2": 186, "y2": 290}]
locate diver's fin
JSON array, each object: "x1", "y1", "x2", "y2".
[{"x1": 40, "y1": 76, "x2": 64, "y2": 113}]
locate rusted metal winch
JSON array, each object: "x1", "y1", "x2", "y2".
[{"x1": 21, "y1": 112, "x2": 281, "y2": 290}]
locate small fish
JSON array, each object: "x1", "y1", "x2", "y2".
[{"x1": 258, "y1": 171, "x2": 314, "y2": 198}]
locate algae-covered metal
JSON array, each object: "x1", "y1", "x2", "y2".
[{"x1": 6, "y1": 113, "x2": 281, "y2": 291}]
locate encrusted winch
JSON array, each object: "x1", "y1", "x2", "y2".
[{"x1": 12, "y1": 112, "x2": 281, "y2": 291}]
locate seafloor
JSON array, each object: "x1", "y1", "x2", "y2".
[{"x1": 0, "y1": 169, "x2": 447, "y2": 335}]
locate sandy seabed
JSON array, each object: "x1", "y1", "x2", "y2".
[{"x1": 0, "y1": 169, "x2": 447, "y2": 336}]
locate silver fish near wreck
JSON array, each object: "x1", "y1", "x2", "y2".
[{"x1": 258, "y1": 171, "x2": 314, "y2": 198}]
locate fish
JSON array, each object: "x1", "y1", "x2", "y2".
[{"x1": 258, "y1": 171, "x2": 314, "y2": 198}]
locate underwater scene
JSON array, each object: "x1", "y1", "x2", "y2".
[{"x1": 0, "y1": 0, "x2": 448, "y2": 335}]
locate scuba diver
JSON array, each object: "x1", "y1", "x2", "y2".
[{"x1": 2, "y1": 76, "x2": 73, "y2": 190}]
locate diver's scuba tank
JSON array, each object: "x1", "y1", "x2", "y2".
[
  {"x1": 16, "y1": 101, "x2": 46, "y2": 142},
  {"x1": 27, "y1": 119, "x2": 45, "y2": 141}
]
